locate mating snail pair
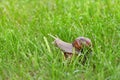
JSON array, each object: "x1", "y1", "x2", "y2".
[{"x1": 49, "y1": 34, "x2": 92, "y2": 61}]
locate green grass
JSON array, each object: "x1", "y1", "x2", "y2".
[{"x1": 0, "y1": 0, "x2": 120, "y2": 80}]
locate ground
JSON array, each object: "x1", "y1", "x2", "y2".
[{"x1": 0, "y1": 0, "x2": 120, "y2": 80}]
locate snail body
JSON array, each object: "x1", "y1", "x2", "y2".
[{"x1": 54, "y1": 38, "x2": 73, "y2": 53}]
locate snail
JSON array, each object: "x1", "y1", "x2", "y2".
[{"x1": 49, "y1": 34, "x2": 92, "y2": 62}]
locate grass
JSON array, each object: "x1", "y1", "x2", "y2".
[{"x1": 0, "y1": 0, "x2": 120, "y2": 80}]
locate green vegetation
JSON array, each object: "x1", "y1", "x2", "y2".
[{"x1": 0, "y1": 0, "x2": 120, "y2": 80}]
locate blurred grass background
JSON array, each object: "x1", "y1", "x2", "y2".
[{"x1": 0, "y1": 0, "x2": 120, "y2": 80}]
